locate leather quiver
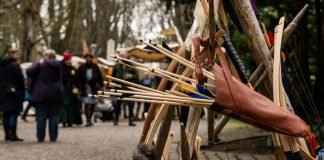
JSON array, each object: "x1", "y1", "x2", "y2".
[{"x1": 210, "y1": 46, "x2": 310, "y2": 137}]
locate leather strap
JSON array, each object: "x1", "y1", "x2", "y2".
[{"x1": 215, "y1": 44, "x2": 244, "y2": 113}]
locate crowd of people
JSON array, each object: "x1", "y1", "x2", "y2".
[{"x1": 0, "y1": 48, "x2": 154, "y2": 142}]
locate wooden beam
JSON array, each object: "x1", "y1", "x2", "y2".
[{"x1": 154, "y1": 106, "x2": 175, "y2": 159}]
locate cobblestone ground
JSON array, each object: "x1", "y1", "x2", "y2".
[{"x1": 0, "y1": 118, "x2": 275, "y2": 160}]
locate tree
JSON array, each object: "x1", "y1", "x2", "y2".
[
  {"x1": 313, "y1": 0, "x2": 324, "y2": 116},
  {"x1": 161, "y1": 0, "x2": 196, "y2": 39}
]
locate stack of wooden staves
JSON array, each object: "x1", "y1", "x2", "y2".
[{"x1": 90, "y1": 0, "x2": 322, "y2": 159}]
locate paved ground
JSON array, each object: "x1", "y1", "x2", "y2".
[{"x1": 0, "y1": 117, "x2": 275, "y2": 160}]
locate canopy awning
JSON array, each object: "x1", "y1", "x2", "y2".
[{"x1": 116, "y1": 42, "x2": 179, "y2": 61}]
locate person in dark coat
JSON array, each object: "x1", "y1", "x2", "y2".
[
  {"x1": 0, "y1": 48, "x2": 25, "y2": 141},
  {"x1": 59, "y1": 52, "x2": 82, "y2": 127},
  {"x1": 112, "y1": 51, "x2": 138, "y2": 126},
  {"x1": 26, "y1": 49, "x2": 63, "y2": 142},
  {"x1": 77, "y1": 54, "x2": 103, "y2": 127}
]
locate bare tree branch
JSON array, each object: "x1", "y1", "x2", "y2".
[{"x1": 0, "y1": 0, "x2": 22, "y2": 8}]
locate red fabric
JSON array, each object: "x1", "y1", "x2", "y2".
[
  {"x1": 63, "y1": 52, "x2": 72, "y2": 60},
  {"x1": 311, "y1": 133, "x2": 318, "y2": 148},
  {"x1": 268, "y1": 31, "x2": 274, "y2": 46},
  {"x1": 304, "y1": 134, "x2": 317, "y2": 157}
]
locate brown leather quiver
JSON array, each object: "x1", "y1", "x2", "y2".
[{"x1": 210, "y1": 46, "x2": 310, "y2": 137}]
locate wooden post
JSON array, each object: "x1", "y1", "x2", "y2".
[
  {"x1": 154, "y1": 106, "x2": 175, "y2": 159},
  {"x1": 186, "y1": 107, "x2": 203, "y2": 156},
  {"x1": 213, "y1": 115, "x2": 230, "y2": 141},
  {"x1": 180, "y1": 123, "x2": 190, "y2": 160},
  {"x1": 229, "y1": 0, "x2": 273, "y2": 96},
  {"x1": 144, "y1": 68, "x2": 195, "y2": 145}
]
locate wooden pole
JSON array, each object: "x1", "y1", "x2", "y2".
[
  {"x1": 213, "y1": 115, "x2": 230, "y2": 142},
  {"x1": 139, "y1": 45, "x2": 186, "y2": 143},
  {"x1": 144, "y1": 50, "x2": 208, "y2": 148},
  {"x1": 153, "y1": 51, "x2": 197, "y2": 157},
  {"x1": 144, "y1": 68, "x2": 195, "y2": 145},
  {"x1": 154, "y1": 106, "x2": 175, "y2": 159},
  {"x1": 229, "y1": 0, "x2": 274, "y2": 96},
  {"x1": 273, "y1": 4, "x2": 309, "y2": 56},
  {"x1": 186, "y1": 108, "x2": 203, "y2": 156},
  {"x1": 208, "y1": 0, "x2": 216, "y2": 67},
  {"x1": 273, "y1": 17, "x2": 290, "y2": 159},
  {"x1": 180, "y1": 123, "x2": 191, "y2": 160},
  {"x1": 249, "y1": 4, "x2": 309, "y2": 89},
  {"x1": 194, "y1": 136, "x2": 202, "y2": 160}
]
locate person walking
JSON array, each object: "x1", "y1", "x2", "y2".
[
  {"x1": 26, "y1": 49, "x2": 63, "y2": 142},
  {"x1": 77, "y1": 54, "x2": 103, "y2": 127},
  {"x1": 112, "y1": 51, "x2": 138, "y2": 126},
  {"x1": 21, "y1": 79, "x2": 34, "y2": 122},
  {"x1": 0, "y1": 48, "x2": 25, "y2": 141},
  {"x1": 59, "y1": 52, "x2": 82, "y2": 127}
]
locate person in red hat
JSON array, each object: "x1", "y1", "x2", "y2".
[
  {"x1": 63, "y1": 52, "x2": 72, "y2": 61},
  {"x1": 59, "y1": 52, "x2": 82, "y2": 127}
]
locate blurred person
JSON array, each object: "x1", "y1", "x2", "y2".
[
  {"x1": 0, "y1": 48, "x2": 25, "y2": 141},
  {"x1": 59, "y1": 52, "x2": 82, "y2": 127},
  {"x1": 21, "y1": 49, "x2": 51, "y2": 122},
  {"x1": 21, "y1": 82, "x2": 33, "y2": 122},
  {"x1": 140, "y1": 73, "x2": 153, "y2": 120},
  {"x1": 77, "y1": 54, "x2": 103, "y2": 127},
  {"x1": 27, "y1": 49, "x2": 63, "y2": 142},
  {"x1": 112, "y1": 51, "x2": 138, "y2": 126}
]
